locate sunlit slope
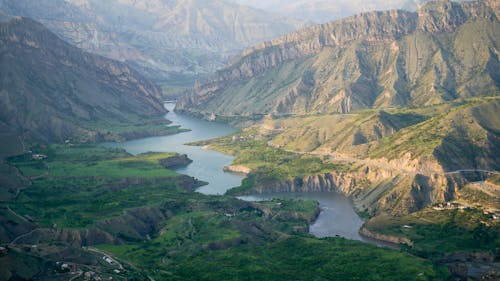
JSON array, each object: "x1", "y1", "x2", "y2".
[{"x1": 178, "y1": 1, "x2": 499, "y2": 117}]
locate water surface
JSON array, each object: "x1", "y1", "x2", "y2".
[
  {"x1": 105, "y1": 103, "x2": 243, "y2": 194},
  {"x1": 239, "y1": 192, "x2": 364, "y2": 240},
  {"x1": 105, "y1": 104, "x2": 366, "y2": 241}
]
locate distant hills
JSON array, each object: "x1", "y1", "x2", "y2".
[
  {"x1": 0, "y1": 16, "x2": 168, "y2": 154},
  {"x1": 0, "y1": 0, "x2": 306, "y2": 84},
  {"x1": 233, "y1": 0, "x2": 474, "y2": 23},
  {"x1": 178, "y1": 0, "x2": 499, "y2": 117}
]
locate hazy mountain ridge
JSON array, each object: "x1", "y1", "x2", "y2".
[
  {"x1": 233, "y1": 0, "x2": 474, "y2": 23},
  {"x1": 0, "y1": 17, "x2": 166, "y2": 147},
  {"x1": 177, "y1": 0, "x2": 499, "y2": 117},
  {"x1": 0, "y1": 0, "x2": 307, "y2": 83}
]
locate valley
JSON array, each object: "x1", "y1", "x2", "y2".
[
  {"x1": 0, "y1": 129, "x2": 448, "y2": 280},
  {"x1": 0, "y1": 0, "x2": 499, "y2": 280}
]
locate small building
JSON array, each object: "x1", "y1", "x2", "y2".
[
  {"x1": 0, "y1": 246, "x2": 8, "y2": 256},
  {"x1": 103, "y1": 257, "x2": 114, "y2": 264},
  {"x1": 61, "y1": 263, "x2": 70, "y2": 272},
  {"x1": 208, "y1": 112, "x2": 216, "y2": 121},
  {"x1": 32, "y1": 154, "x2": 48, "y2": 160}
]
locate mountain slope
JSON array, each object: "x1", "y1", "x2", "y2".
[
  {"x1": 0, "y1": 17, "x2": 167, "y2": 150},
  {"x1": 177, "y1": 0, "x2": 500, "y2": 117},
  {"x1": 0, "y1": 0, "x2": 306, "y2": 83}
]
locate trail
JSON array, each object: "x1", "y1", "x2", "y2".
[
  {"x1": 85, "y1": 247, "x2": 124, "y2": 270},
  {"x1": 267, "y1": 141, "x2": 500, "y2": 177}
]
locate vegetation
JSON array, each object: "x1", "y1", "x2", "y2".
[
  {"x1": 192, "y1": 129, "x2": 349, "y2": 194},
  {"x1": 2, "y1": 143, "x2": 453, "y2": 280},
  {"x1": 97, "y1": 198, "x2": 319, "y2": 276},
  {"x1": 146, "y1": 236, "x2": 449, "y2": 281},
  {"x1": 7, "y1": 145, "x2": 193, "y2": 228},
  {"x1": 487, "y1": 174, "x2": 500, "y2": 186},
  {"x1": 366, "y1": 208, "x2": 499, "y2": 259},
  {"x1": 9, "y1": 145, "x2": 179, "y2": 179}
]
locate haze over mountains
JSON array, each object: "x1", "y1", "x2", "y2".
[
  {"x1": 233, "y1": 0, "x2": 474, "y2": 23},
  {"x1": 0, "y1": 0, "x2": 306, "y2": 83}
]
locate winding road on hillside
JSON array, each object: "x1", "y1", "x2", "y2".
[{"x1": 267, "y1": 141, "x2": 500, "y2": 177}]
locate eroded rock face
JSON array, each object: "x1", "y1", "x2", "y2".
[
  {"x1": 177, "y1": 0, "x2": 499, "y2": 117},
  {"x1": 238, "y1": 166, "x2": 468, "y2": 216}
]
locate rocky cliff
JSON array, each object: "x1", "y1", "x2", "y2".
[
  {"x1": 235, "y1": 163, "x2": 468, "y2": 216},
  {"x1": 0, "y1": 17, "x2": 166, "y2": 148},
  {"x1": 177, "y1": 0, "x2": 499, "y2": 117}
]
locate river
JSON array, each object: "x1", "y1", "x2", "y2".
[{"x1": 105, "y1": 103, "x2": 365, "y2": 241}]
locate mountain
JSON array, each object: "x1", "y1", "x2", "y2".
[
  {"x1": 233, "y1": 0, "x2": 473, "y2": 23},
  {"x1": 0, "y1": 0, "x2": 307, "y2": 84},
  {"x1": 177, "y1": 0, "x2": 500, "y2": 118},
  {"x1": 177, "y1": 0, "x2": 500, "y2": 217},
  {"x1": 0, "y1": 16, "x2": 167, "y2": 153}
]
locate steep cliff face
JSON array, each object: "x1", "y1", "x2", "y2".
[
  {"x1": 0, "y1": 17, "x2": 166, "y2": 145},
  {"x1": 177, "y1": 0, "x2": 499, "y2": 116},
  {"x1": 0, "y1": 0, "x2": 306, "y2": 82},
  {"x1": 238, "y1": 164, "x2": 467, "y2": 215}
]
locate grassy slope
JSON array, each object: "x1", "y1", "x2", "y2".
[
  {"x1": 7, "y1": 145, "x2": 187, "y2": 228},
  {"x1": 192, "y1": 129, "x2": 349, "y2": 195},
  {"x1": 366, "y1": 208, "x2": 499, "y2": 259},
  {"x1": 370, "y1": 97, "x2": 500, "y2": 168}
]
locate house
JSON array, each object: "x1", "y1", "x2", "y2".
[
  {"x1": 208, "y1": 112, "x2": 216, "y2": 121},
  {"x1": 32, "y1": 154, "x2": 48, "y2": 160},
  {"x1": 0, "y1": 246, "x2": 7, "y2": 256}
]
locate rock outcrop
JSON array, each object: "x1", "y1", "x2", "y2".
[
  {"x1": 236, "y1": 164, "x2": 469, "y2": 216},
  {"x1": 177, "y1": 0, "x2": 499, "y2": 117},
  {"x1": 159, "y1": 154, "x2": 193, "y2": 168},
  {"x1": 359, "y1": 226, "x2": 413, "y2": 246}
]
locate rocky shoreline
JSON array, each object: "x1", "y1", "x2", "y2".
[
  {"x1": 223, "y1": 165, "x2": 252, "y2": 174},
  {"x1": 358, "y1": 226, "x2": 412, "y2": 246},
  {"x1": 159, "y1": 154, "x2": 193, "y2": 169}
]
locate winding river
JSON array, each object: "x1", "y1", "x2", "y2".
[{"x1": 105, "y1": 103, "x2": 365, "y2": 241}]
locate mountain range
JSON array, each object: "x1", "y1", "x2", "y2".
[
  {"x1": 0, "y1": 0, "x2": 306, "y2": 84},
  {"x1": 177, "y1": 0, "x2": 499, "y2": 117},
  {"x1": 233, "y1": 0, "x2": 474, "y2": 23},
  {"x1": 177, "y1": 0, "x2": 500, "y2": 217}
]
